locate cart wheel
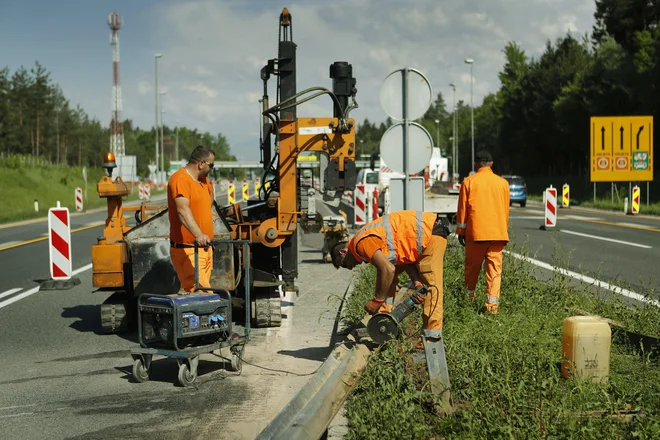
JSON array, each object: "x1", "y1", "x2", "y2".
[
  {"x1": 177, "y1": 362, "x2": 197, "y2": 387},
  {"x1": 230, "y1": 345, "x2": 245, "y2": 373},
  {"x1": 132, "y1": 358, "x2": 150, "y2": 383}
]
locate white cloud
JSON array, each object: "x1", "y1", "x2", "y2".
[
  {"x1": 132, "y1": 0, "x2": 596, "y2": 161},
  {"x1": 183, "y1": 82, "x2": 219, "y2": 98},
  {"x1": 137, "y1": 80, "x2": 152, "y2": 95}
]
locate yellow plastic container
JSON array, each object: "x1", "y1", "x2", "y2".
[{"x1": 561, "y1": 316, "x2": 611, "y2": 383}]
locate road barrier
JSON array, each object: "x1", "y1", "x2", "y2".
[
  {"x1": 562, "y1": 183, "x2": 569, "y2": 208},
  {"x1": 255, "y1": 177, "x2": 261, "y2": 197},
  {"x1": 75, "y1": 187, "x2": 83, "y2": 212},
  {"x1": 632, "y1": 185, "x2": 640, "y2": 215},
  {"x1": 543, "y1": 186, "x2": 557, "y2": 229},
  {"x1": 48, "y1": 203, "x2": 72, "y2": 279},
  {"x1": 354, "y1": 184, "x2": 366, "y2": 225},
  {"x1": 243, "y1": 179, "x2": 249, "y2": 202},
  {"x1": 228, "y1": 180, "x2": 235, "y2": 204},
  {"x1": 139, "y1": 184, "x2": 151, "y2": 201}
]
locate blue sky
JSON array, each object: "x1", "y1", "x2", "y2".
[{"x1": 0, "y1": 0, "x2": 597, "y2": 161}]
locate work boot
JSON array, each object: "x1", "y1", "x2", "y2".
[
  {"x1": 467, "y1": 290, "x2": 475, "y2": 303},
  {"x1": 482, "y1": 302, "x2": 498, "y2": 315}
]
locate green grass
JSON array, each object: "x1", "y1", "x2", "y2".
[
  {"x1": 0, "y1": 165, "x2": 164, "y2": 224},
  {"x1": 342, "y1": 240, "x2": 660, "y2": 439},
  {"x1": 528, "y1": 194, "x2": 660, "y2": 216}
]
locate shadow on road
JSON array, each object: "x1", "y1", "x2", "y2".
[
  {"x1": 61, "y1": 305, "x2": 140, "y2": 343},
  {"x1": 277, "y1": 346, "x2": 333, "y2": 362}
]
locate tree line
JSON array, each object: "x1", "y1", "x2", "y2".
[
  {"x1": 0, "y1": 62, "x2": 238, "y2": 178},
  {"x1": 358, "y1": 0, "x2": 660, "y2": 183}
]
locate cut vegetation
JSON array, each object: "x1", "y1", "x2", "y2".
[{"x1": 342, "y1": 239, "x2": 660, "y2": 439}]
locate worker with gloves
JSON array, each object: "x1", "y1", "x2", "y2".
[
  {"x1": 455, "y1": 150, "x2": 510, "y2": 314},
  {"x1": 331, "y1": 210, "x2": 450, "y2": 344}
]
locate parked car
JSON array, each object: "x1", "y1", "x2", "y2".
[{"x1": 502, "y1": 175, "x2": 527, "y2": 207}]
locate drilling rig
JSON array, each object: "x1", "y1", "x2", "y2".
[{"x1": 91, "y1": 7, "x2": 358, "y2": 333}]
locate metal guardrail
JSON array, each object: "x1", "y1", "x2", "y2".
[{"x1": 255, "y1": 341, "x2": 371, "y2": 440}]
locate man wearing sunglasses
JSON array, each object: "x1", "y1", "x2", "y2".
[{"x1": 167, "y1": 145, "x2": 216, "y2": 292}]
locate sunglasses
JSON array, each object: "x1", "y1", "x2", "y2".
[{"x1": 201, "y1": 160, "x2": 214, "y2": 169}]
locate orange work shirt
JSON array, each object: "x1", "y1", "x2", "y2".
[
  {"x1": 167, "y1": 167, "x2": 214, "y2": 245},
  {"x1": 456, "y1": 167, "x2": 510, "y2": 242}
]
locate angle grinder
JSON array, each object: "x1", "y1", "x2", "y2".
[{"x1": 366, "y1": 284, "x2": 429, "y2": 344}]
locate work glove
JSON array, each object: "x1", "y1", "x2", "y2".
[
  {"x1": 457, "y1": 234, "x2": 466, "y2": 247},
  {"x1": 364, "y1": 297, "x2": 385, "y2": 315}
]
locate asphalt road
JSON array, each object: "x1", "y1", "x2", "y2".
[
  {"x1": 507, "y1": 202, "x2": 660, "y2": 295},
  {"x1": 0, "y1": 193, "x2": 349, "y2": 440}
]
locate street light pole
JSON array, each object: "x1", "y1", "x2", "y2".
[
  {"x1": 464, "y1": 58, "x2": 475, "y2": 171},
  {"x1": 434, "y1": 119, "x2": 440, "y2": 153},
  {"x1": 449, "y1": 83, "x2": 456, "y2": 178},
  {"x1": 154, "y1": 54, "x2": 162, "y2": 178},
  {"x1": 159, "y1": 92, "x2": 166, "y2": 176}
]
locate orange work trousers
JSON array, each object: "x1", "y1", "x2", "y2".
[
  {"x1": 377, "y1": 235, "x2": 447, "y2": 337},
  {"x1": 465, "y1": 240, "x2": 506, "y2": 310},
  {"x1": 170, "y1": 247, "x2": 213, "y2": 292}
]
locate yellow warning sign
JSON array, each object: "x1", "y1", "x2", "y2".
[{"x1": 590, "y1": 116, "x2": 653, "y2": 182}]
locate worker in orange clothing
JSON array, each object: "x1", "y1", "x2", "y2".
[
  {"x1": 331, "y1": 210, "x2": 450, "y2": 343},
  {"x1": 168, "y1": 145, "x2": 216, "y2": 292},
  {"x1": 456, "y1": 150, "x2": 510, "y2": 314}
]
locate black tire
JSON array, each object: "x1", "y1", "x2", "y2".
[
  {"x1": 132, "y1": 358, "x2": 150, "y2": 383},
  {"x1": 177, "y1": 362, "x2": 197, "y2": 387},
  {"x1": 520, "y1": 201, "x2": 526, "y2": 208}
]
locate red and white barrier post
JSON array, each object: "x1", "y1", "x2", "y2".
[
  {"x1": 48, "y1": 202, "x2": 72, "y2": 279},
  {"x1": 373, "y1": 188, "x2": 379, "y2": 220},
  {"x1": 354, "y1": 184, "x2": 366, "y2": 226},
  {"x1": 542, "y1": 186, "x2": 557, "y2": 230},
  {"x1": 75, "y1": 187, "x2": 83, "y2": 212}
]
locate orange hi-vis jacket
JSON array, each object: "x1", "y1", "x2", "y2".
[
  {"x1": 456, "y1": 167, "x2": 510, "y2": 241},
  {"x1": 348, "y1": 210, "x2": 437, "y2": 265}
]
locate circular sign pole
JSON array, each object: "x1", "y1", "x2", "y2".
[{"x1": 402, "y1": 68, "x2": 409, "y2": 209}]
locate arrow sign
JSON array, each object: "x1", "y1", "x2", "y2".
[
  {"x1": 620, "y1": 126, "x2": 624, "y2": 150},
  {"x1": 636, "y1": 125, "x2": 644, "y2": 150},
  {"x1": 601, "y1": 126, "x2": 605, "y2": 150}
]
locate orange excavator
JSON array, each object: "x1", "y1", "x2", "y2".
[{"x1": 91, "y1": 7, "x2": 358, "y2": 333}]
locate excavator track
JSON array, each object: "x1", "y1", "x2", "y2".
[
  {"x1": 254, "y1": 286, "x2": 282, "y2": 328},
  {"x1": 100, "y1": 292, "x2": 134, "y2": 334}
]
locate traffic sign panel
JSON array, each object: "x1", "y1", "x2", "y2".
[
  {"x1": 590, "y1": 116, "x2": 653, "y2": 182},
  {"x1": 379, "y1": 122, "x2": 433, "y2": 175}
]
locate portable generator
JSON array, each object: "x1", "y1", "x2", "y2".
[{"x1": 137, "y1": 292, "x2": 232, "y2": 351}]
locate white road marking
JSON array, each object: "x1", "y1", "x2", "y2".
[
  {"x1": 0, "y1": 413, "x2": 35, "y2": 419},
  {"x1": 0, "y1": 404, "x2": 37, "y2": 411},
  {"x1": 0, "y1": 241, "x2": 20, "y2": 248},
  {"x1": 524, "y1": 209, "x2": 544, "y2": 215},
  {"x1": 84, "y1": 221, "x2": 104, "y2": 227},
  {"x1": 505, "y1": 251, "x2": 660, "y2": 308},
  {"x1": 0, "y1": 263, "x2": 93, "y2": 310},
  {"x1": 0, "y1": 288, "x2": 22, "y2": 300},
  {"x1": 560, "y1": 229, "x2": 651, "y2": 249},
  {"x1": 510, "y1": 216, "x2": 543, "y2": 220},
  {"x1": 564, "y1": 215, "x2": 603, "y2": 221}
]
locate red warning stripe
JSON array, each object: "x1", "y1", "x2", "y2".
[
  {"x1": 52, "y1": 209, "x2": 68, "y2": 227},
  {"x1": 51, "y1": 229, "x2": 70, "y2": 259},
  {"x1": 547, "y1": 201, "x2": 556, "y2": 216},
  {"x1": 52, "y1": 263, "x2": 67, "y2": 278}
]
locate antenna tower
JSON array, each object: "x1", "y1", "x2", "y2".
[{"x1": 108, "y1": 12, "x2": 125, "y2": 156}]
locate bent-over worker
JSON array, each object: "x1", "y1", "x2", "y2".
[
  {"x1": 331, "y1": 210, "x2": 450, "y2": 345},
  {"x1": 167, "y1": 145, "x2": 216, "y2": 292},
  {"x1": 455, "y1": 150, "x2": 510, "y2": 314}
]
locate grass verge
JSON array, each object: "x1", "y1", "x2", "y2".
[
  {"x1": 0, "y1": 166, "x2": 164, "y2": 224},
  {"x1": 342, "y1": 240, "x2": 660, "y2": 439}
]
